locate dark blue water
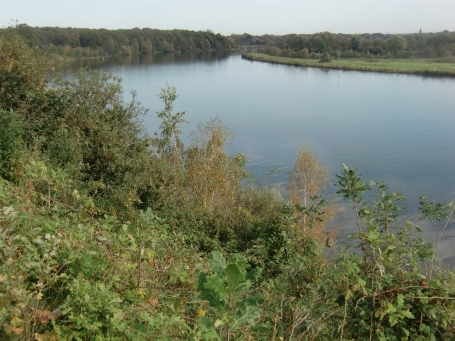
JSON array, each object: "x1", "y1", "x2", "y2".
[{"x1": 64, "y1": 52, "x2": 455, "y2": 261}]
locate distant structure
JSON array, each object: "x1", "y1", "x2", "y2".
[{"x1": 419, "y1": 27, "x2": 422, "y2": 34}]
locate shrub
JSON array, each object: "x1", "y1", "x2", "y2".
[{"x1": 0, "y1": 110, "x2": 23, "y2": 181}]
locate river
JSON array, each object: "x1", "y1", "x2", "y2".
[{"x1": 62, "y1": 51, "x2": 455, "y2": 263}]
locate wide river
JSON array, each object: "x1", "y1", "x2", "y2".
[{"x1": 64, "y1": 51, "x2": 455, "y2": 263}]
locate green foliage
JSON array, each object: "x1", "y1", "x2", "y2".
[
  {"x1": 0, "y1": 24, "x2": 234, "y2": 58},
  {"x1": 332, "y1": 165, "x2": 455, "y2": 341},
  {"x1": 419, "y1": 196, "x2": 455, "y2": 222},
  {"x1": 4, "y1": 23, "x2": 455, "y2": 60},
  {"x1": 0, "y1": 109, "x2": 23, "y2": 181},
  {"x1": 336, "y1": 164, "x2": 370, "y2": 205},
  {"x1": 55, "y1": 278, "x2": 124, "y2": 340},
  {"x1": 319, "y1": 51, "x2": 332, "y2": 63},
  {"x1": 337, "y1": 164, "x2": 370, "y2": 231},
  {"x1": 388, "y1": 35, "x2": 408, "y2": 55},
  {"x1": 0, "y1": 26, "x2": 50, "y2": 112},
  {"x1": 31, "y1": 70, "x2": 154, "y2": 217},
  {"x1": 0, "y1": 164, "x2": 203, "y2": 340},
  {"x1": 154, "y1": 83, "x2": 187, "y2": 157},
  {"x1": 198, "y1": 251, "x2": 262, "y2": 340}
]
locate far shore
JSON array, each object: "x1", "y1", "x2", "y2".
[{"x1": 242, "y1": 53, "x2": 455, "y2": 77}]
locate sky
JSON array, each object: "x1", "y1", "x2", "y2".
[{"x1": 1, "y1": 0, "x2": 454, "y2": 36}]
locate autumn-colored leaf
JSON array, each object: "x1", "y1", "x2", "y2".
[
  {"x1": 11, "y1": 327, "x2": 24, "y2": 335},
  {"x1": 34, "y1": 309, "x2": 60, "y2": 324},
  {"x1": 148, "y1": 298, "x2": 159, "y2": 306}
]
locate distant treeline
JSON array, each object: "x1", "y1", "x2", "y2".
[
  {"x1": 232, "y1": 31, "x2": 455, "y2": 58},
  {"x1": 3, "y1": 24, "x2": 455, "y2": 59},
  {"x1": 1, "y1": 24, "x2": 235, "y2": 58}
]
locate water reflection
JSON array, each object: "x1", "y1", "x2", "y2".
[{"x1": 59, "y1": 50, "x2": 237, "y2": 72}]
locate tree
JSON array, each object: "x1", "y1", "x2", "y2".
[
  {"x1": 310, "y1": 35, "x2": 327, "y2": 53},
  {"x1": 48, "y1": 71, "x2": 154, "y2": 215},
  {"x1": 288, "y1": 143, "x2": 336, "y2": 243},
  {"x1": 388, "y1": 35, "x2": 408, "y2": 55},
  {"x1": 0, "y1": 26, "x2": 49, "y2": 113},
  {"x1": 350, "y1": 35, "x2": 362, "y2": 51},
  {"x1": 185, "y1": 117, "x2": 246, "y2": 213},
  {"x1": 154, "y1": 83, "x2": 187, "y2": 159}
]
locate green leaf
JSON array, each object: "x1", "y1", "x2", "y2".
[
  {"x1": 388, "y1": 315, "x2": 398, "y2": 327},
  {"x1": 402, "y1": 311, "x2": 414, "y2": 319},
  {"x1": 419, "y1": 323, "x2": 431, "y2": 334},
  {"x1": 199, "y1": 274, "x2": 228, "y2": 312},
  {"x1": 400, "y1": 326, "x2": 410, "y2": 337},
  {"x1": 224, "y1": 263, "x2": 245, "y2": 294},
  {"x1": 384, "y1": 302, "x2": 396, "y2": 314},
  {"x1": 202, "y1": 274, "x2": 227, "y2": 300},
  {"x1": 245, "y1": 267, "x2": 262, "y2": 282},
  {"x1": 230, "y1": 301, "x2": 260, "y2": 331},
  {"x1": 209, "y1": 251, "x2": 226, "y2": 274},
  {"x1": 132, "y1": 322, "x2": 147, "y2": 335},
  {"x1": 429, "y1": 279, "x2": 440, "y2": 288},
  {"x1": 396, "y1": 293, "x2": 404, "y2": 307},
  {"x1": 227, "y1": 253, "x2": 247, "y2": 272},
  {"x1": 197, "y1": 317, "x2": 222, "y2": 341}
]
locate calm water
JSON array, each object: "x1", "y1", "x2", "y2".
[{"x1": 64, "y1": 52, "x2": 455, "y2": 262}]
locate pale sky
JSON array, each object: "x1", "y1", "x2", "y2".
[{"x1": 1, "y1": 0, "x2": 454, "y2": 35}]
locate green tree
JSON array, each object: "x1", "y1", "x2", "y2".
[
  {"x1": 387, "y1": 35, "x2": 408, "y2": 55},
  {"x1": 350, "y1": 35, "x2": 362, "y2": 51},
  {"x1": 0, "y1": 26, "x2": 50, "y2": 113},
  {"x1": 154, "y1": 83, "x2": 187, "y2": 159},
  {"x1": 47, "y1": 70, "x2": 154, "y2": 215}
]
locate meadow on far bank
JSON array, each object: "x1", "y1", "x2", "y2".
[{"x1": 242, "y1": 52, "x2": 455, "y2": 76}]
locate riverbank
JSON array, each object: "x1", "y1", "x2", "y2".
[{"x1": 242, "y1": 53, "x2": 455, "y2": 77}]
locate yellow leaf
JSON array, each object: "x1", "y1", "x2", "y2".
[{"x1": 10, "y1": 316, "x2": 23, "y2": 326}]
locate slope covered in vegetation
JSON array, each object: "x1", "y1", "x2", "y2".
[{"x1": 1, "y1": 25, "x2": 455, "y2": 341}]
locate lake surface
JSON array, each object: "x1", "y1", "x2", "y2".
[{"x1": 63, "y1": 52, "x2": 455, "y2": 262}]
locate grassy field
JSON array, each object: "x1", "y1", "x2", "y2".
[{"x1": 242, "y1": 53, "x2": 455, "y2": 77}]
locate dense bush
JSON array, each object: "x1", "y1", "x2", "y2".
[{"x1": 0, "y1": 109, "x2": 23, "y2": 180}]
